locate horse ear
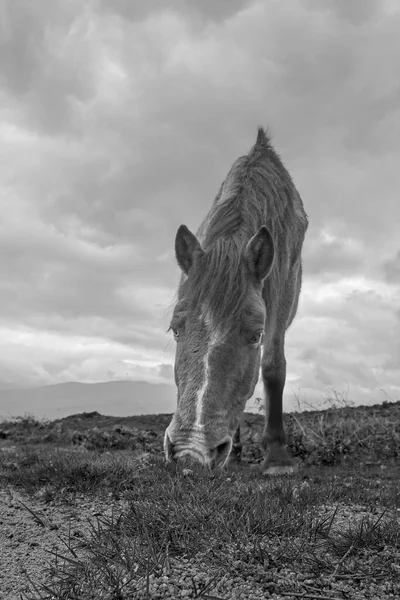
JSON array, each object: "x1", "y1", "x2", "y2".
[
  {"x1": 244, "y1": 226, "x2": 274, "y2": 283},
  {"x1": 175, "y1": 225, "x2": 204, "y2": 275}
]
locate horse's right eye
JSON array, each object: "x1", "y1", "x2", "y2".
[{"x1": 248, "y1": 330, "x2": 264, "y2": 346}]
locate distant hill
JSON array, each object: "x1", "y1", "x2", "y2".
[
  {"x1": 0, "y1": 380, "x2": 178, "y2": 420},
  {"x1": 0, "y1": 381, "x2": 25, "y2": 391}
]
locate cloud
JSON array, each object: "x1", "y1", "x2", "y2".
[
  {"x1": 158, "y1": 363, "x2": 175, "y2": 382},
  {"x1": 99, "y1": 0, "x2": 253, "y2": 25},
  {"x1": 383, "y1": 251, "x2": 400, "y2": 284},
  {"x1": 0, "y1": 0, "x2": 399, "y2": 411},
  {"x1": 303, "y1": 231, "x2": 366, "y2": 280}
]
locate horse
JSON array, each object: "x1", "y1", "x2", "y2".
[{"x1": 164, "y1": 127, "x2": 308, "y2": 475}]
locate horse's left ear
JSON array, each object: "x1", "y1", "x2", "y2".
[
  {"x1": 175, "y1": 225, "x2": 204, "y2": 275},
  {"x1": 244, "y1": 226, "x2": 275, "y2": 283}
]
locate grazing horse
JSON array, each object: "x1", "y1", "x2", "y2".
[{"x1": 164, "y1": 128, "x2": 308, "y2": 475}]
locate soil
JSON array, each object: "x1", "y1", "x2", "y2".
[{"x1": 0, "y1": 402, "x2": 399, "y2": 599}]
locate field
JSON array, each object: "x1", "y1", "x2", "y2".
[{"x1": 0, "y1": 399, "x2": 399, "y2": 599}]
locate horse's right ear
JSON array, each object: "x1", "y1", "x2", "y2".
[
  {"x1": 175, "y1": 225, "x2": 204, "y2": 275},
  {"x1": 244, "y1": 225, "x2": 275, "y2": 283}
]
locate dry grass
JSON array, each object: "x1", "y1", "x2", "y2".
[{"x1": 0, "y1": 395, "x2": 399, "y2": 599}]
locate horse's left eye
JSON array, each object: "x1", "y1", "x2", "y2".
[
  {"x1": 249, "y1": 331, "x2": 263, "y2": 345},
  {"x1": 172, "y1": 328, "x2": 179, "y2": 341}
]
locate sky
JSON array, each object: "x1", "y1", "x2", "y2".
[{"x1": 0, "y1": 0, "x2": 399, "y2": 412}]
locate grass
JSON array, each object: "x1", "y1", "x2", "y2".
[
  {"x1": 2, "y1": 450, "x2": 399, "y2": 598},
  {"x1": 0, "y1": 397, "x2": 399, "y2": 599}
]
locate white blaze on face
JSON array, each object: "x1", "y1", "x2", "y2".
[{"x1": 193, "y1": 311, "x2": 224, "y2": 431}]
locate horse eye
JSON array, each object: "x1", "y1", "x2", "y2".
[
  {"x1": 249, "y1": 331, "x2": 263, "y2": 345},
  {"x1": 172, "y1": 328, "x2": 180, "y2": 341}
]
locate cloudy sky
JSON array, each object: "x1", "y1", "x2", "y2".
[{"x1": 0, "y1": 0, "x2": 399, "y2": 412}]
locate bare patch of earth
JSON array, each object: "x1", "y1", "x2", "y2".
[{"x1": 0, "y1": 466, "x2": 399, "y2": 599}]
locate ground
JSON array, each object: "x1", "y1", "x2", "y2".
[{"x1": 0, "y1": 400, "x2": 399, "y2": 599}]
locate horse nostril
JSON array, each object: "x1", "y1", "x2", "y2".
[
  {"x1": 213, "y1": 436, "x2": 233, "y2": 466},
  {"x1": 164, "y1": 429, "x2": 175, "y2": 462}
]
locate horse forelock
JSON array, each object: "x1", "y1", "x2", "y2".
[{"x1": 185, "y1": 237, "x2": 250, "y2": 327}]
